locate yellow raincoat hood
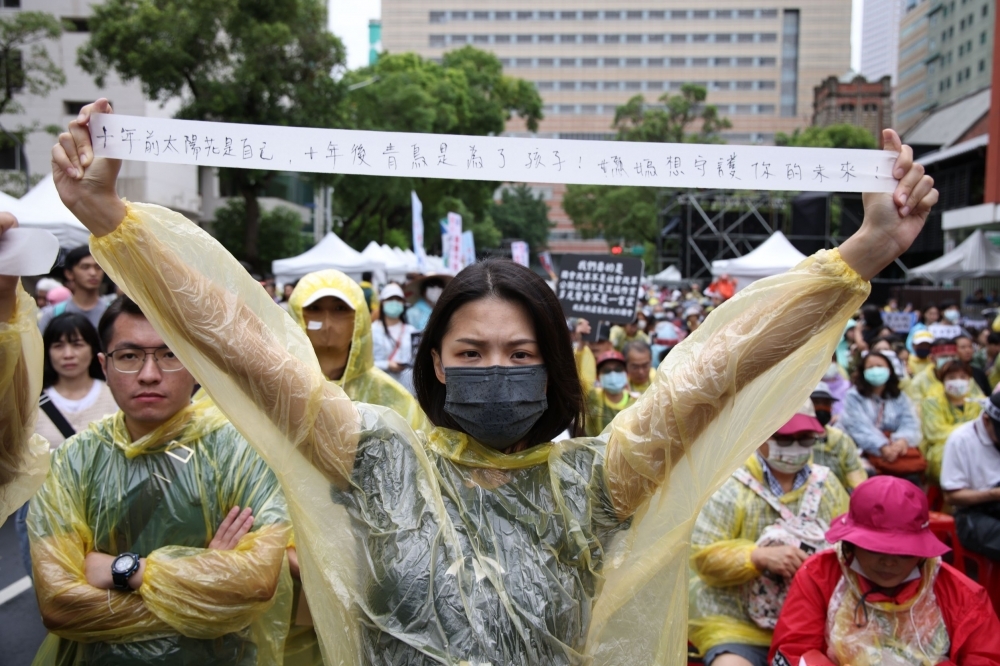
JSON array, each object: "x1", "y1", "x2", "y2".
[{"x1": 287, "y1": 270, "x2": 428, "y2": 433}]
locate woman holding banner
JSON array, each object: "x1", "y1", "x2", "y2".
[{"x1": 45, "y1": 99, "x2": 937, "y2": 665}]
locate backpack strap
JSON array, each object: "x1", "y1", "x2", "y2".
[
  {"x1": 732, "y1": 467, "x2": 797, "y2": 522},
  {"x1": 39, "y1": 392, "x2": 77, "y2": 439}
]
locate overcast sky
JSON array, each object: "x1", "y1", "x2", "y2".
[{"x1": 328, "y1": 0, "x2": 865, "y2": 78}]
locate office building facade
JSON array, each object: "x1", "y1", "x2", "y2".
[
  {"x1": 860, "y1": 0, "x2": 904, "y2": 83},
  {"x1": 896, "y1": 0, "x2": 932, "y2": 131},
  {"x1": 927, "y1": 0, "x2": 994, "y2": 107}
]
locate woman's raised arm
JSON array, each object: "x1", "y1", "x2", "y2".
[{"x1": 52, "y1": 100, "x2": 358, "y2": 486}]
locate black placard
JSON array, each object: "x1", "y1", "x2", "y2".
[{"x1": 556, "y1": 254, "x2": 644, "y2": 325}]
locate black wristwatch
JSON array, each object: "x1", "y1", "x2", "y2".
[{"x1": 111, "y1": 552, "x2": 141, "y2": 590}]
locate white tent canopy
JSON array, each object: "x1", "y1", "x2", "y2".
[
  {"x1": 272, "y1": 232, "x2": 385, "y2": 284},
  {"x1": 908, "y1": 229, "x2": 1000, "y2": 281},
  {"x1": 650, "y1": 265, "x2": 683, "y2": 284},
  {"x1": 14, "y1": 174, "x2": 90, "y2": 247},
  {"x1": 711, "y1": 231, "x2": 807, "y2": 292}
]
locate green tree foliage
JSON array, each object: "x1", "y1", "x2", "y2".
[
  {"x1": 488, "y1": 184, "x2": 553, "y2": 251},
  {"x1": 330, "y1": 47, "x2": 543, "y2": 252},
  {"x1": 564, "y1": 85, "x2": 730, "y2": 246},
  {"x1": 79, "y1": 0, "x2": 345, "y2": 270},
  {"x1": 0, "y1": 11, "x2": 65, "y2": 117},
  {"x1": 775, "y1": 124, "x2": 878, "y2": 149},
  {"x1": 211, "y1": 199, "x2": 308, "y2": 270}
]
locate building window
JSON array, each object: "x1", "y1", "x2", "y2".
[
  {"x1": 966, "y1": 65, "x2": 972, "y2": 77},
  {"x1": 583, "y1": 11, "x2": 599, "y2": 20},
  {"x1": 558, "y1": 81, "x2": 576, "y2": 90},
  {"x1": 602, "y1": 81, "x2": 620, "y2": 90},
  {"x1": 625, "y1": 81, "x2": 642, "y2": 90},
  {"x1": 473, "y1": 11, "x2": 489, "y2": 20},
  {"x1": 649, "y1": 34, "x2": 665, "y2": 43},
  {"x1": 693, "y1": 57, "x2": 709, "y2": 66},
  {"x1": 737, "y1": 33, "x2": 755, "y2": 42},
  {"x1": 626, "y1": 57, "x2": 642, "y2": 66},
  {"x1": 761, "y1": 9, "x2": 779, "y2": 18},
  {"x1": 63, "y1": 17, "x2": 90, "y2": 32},
  {"x1": 451, "y1": 35, "x2": 468, "y2": 44},
  {"x1": 626, "y1": 33, "x2": 643, "y2": 43},
  {"x1": 515, "y1": 58, "x2": 532, "y2": 67},
  {"x1": 693, "y1": 33, "x2": 709, "y2": 42},
  {"x1": 495, "y1": 34, "x2": 511, "y2": 43},
  {"x1": 558, "y1": 105, "x2": 576, "y2": 113},
  {"x1": 671, "y1": 10, "x2": 688, "y2": 19},
  {"x1": 561, "y1": 11, "x2": 577, "y2": 19},
  {"x1": 429, "y1": 11, "x2": 446, "y2": 23},
  {"x1": 758, "y1": 104, "x2": 776, "y2": 114},
  {"x1": 605, "y1": 58, "x2": 620, "y2": 66},
  {"x1": 539, "y1": 11, "x2": 554, "y2": 20},
  {"x1": 863, "y1": 103, "x2": 878, "y2": 111},
  {"x1": 605, "y1": 10, "x2": 621, "y2": 20},
  {"x1": 780, "y1": 9, "x2": 800, "y2": 117},
  {"x1": 451, "y1": 11, "x2": 467, "y2": 20},
  {"x1": 605, "y1": 34, "x2": 621, "y2": 43},
  {"x1": 559, "y1": 58, "x2": 577, "y2": 66},
  {"x1": 582, "y1": 34, "x2": 599, "y2": 43},
  {"x1": 717, "y1": 10, "x2": 735, "y2": 19},
  {"x1": 980, "y1": 59, "x2": 987, "y2": 71},
  {"x1": 582, "y1": 57, "x2": 598, "y2": 66},
  {"x1": 581, "y1": 105, "x2": 599, "y2": 114},
  {"x1": 759, "y1": 80, "x2": 776, "y2": 89},
  {"x1": 539, "y1": 34, "x2": 555, "y2": 43},
  {"x1": 495, "y1": 11, "x2": 511, "y2": 20},
  {"x1": 671, "y1": 34, "x2": 687, "y2": 43},
  {"x1": 628, "y1": 11, "x2": 643, "y2": 19},
  {"x1": 516, "y1": 34, "x2": 533, "y2": 43},
  {"x1": 670, "y1": 57, "x2": 687, "y2": 66},
  {"x1": 716, "y1": 33, "x2": 733, "y2": 43},
  {"x1": 473, "y1": 34, "x2": 489, "y2": 43},
  {"x1": 429, "y1": 35, "x2": 446, "y2": 46},
  {"x1": 693, "y1": 10, "x2": 710, "y2": 19},
  {"x1": 648, "y1": 57, "x2": 664, "y2": 66},
  {"x1": 648, "y1": 80, "x2": 664, "y2": 89},
  {"x1": 560, "y1": 34, "x2": 577, "y2": 43},
  {"x1": 737, "y1": 57, "x2": 754, "y2": 66},
  {"x1": 538, "y1": 58, "x2": 554, "y2": 66},
  {"x1": 581, "y1": 81, "x2": 598, "y2": 89},
  {"x1": 982, "y1": 31, "x2": 988, "y2": 43},
  {"x1": 650, "y1": 11, "x2": 666, "y2": 19},
  {"x1": 984, "y1": 3, "x2": 989, "y2": 15},
  {"x1": 840, "y1": 103, "x2": 856, "y2": 112},
  {"x1": 736, "y1": 80, "x2": 753, "y2": 89},
  {"x1": 499, "y1": 58, "x2": 511, "y2": 66},
  {"x1": 716, "y1": 57, "x2": 733, "y2": 66},
  {"x1": 536, "y1": 81, "x2": 554, "y2": 90},
  {"x1": 517, "y1": 11, "x2": 533, "y2": 20},
  {"x1": 735, "y1": 104, "x2": 753, "y2": 114},
  {"x1": 739, "y1": 9, "x2": 756, "y2": 19}
]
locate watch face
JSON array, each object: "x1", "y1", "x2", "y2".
[{"x1": 113, "y1": 554, "x2": 136, "y2": 573}]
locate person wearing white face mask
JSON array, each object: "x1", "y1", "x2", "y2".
[
  {"x1": 689, "y1": 403, "x2": 849, "y2": 666},
  {"x1": 371, "y1": 283, "x2": 417, "y2": 394},
  {"x1": 841, "y1": 352, "x2": 922, "y2": 478},
  {"x1": 404, "y1": 275, "x2": 447, "y2": 332},
  {"x1": 921, "y1": 360, "x2": 983, "y2": 485},
  {"x1": 583, "y1": 350, "x2": 636, "y2": 436}
]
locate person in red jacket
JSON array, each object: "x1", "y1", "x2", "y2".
[{"x1": 769, "y1": 475, "x2": 1000, "y2": 666}]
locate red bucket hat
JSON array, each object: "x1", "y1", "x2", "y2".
[{"x1": 825, "y1": 476, "x2": 950, "y2": 558}]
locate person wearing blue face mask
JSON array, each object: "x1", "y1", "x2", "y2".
[
  {"x1": 46, "y1": 99, "x2": 939, "y2": 665},
  {"x1": 371, "y1": 283, "x2": 417, "y2": 394},
  {"x1": 583, "y1": 350, "x2": 636, "y2": 437},
  {"x1": 841, "y1": 352, "x2": 922, "y2": 479}
]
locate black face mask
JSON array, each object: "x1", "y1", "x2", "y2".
[
  {"x1": 815, "y1": 409, "x2": 832, "y2": 427},
  {"x1": 915, "y1": 348, "x2": 931, "y2": 359},
  {"x1": 443, "y1": 365, "x2": 548, "y2": 450}
]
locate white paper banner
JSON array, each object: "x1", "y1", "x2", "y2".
[{"x1": 90, "y1": 114, "x2": 898, "y2": 193}]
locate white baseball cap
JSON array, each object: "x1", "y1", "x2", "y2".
[
  {"x1": 302, "y1": 287, "x2": 355, "y2": 310},
  {"x1": 380, "y1": 283, "x2": 405, "y2": 301}
]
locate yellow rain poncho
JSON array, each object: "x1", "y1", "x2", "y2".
[
  {"x1": 286, "y1": 269, "x2": 428, "y2": 434},
  {"x1": 688, "y1": 455, "x2": 849, "y2": 654},
  {"x1": 584, "y1": 387, "x2": 636, "y2": 437},
  {"x1": 27, "y1": 401, "x2": 292, "y2": 665},
  {"x1": 812, "y1": 425, "x2": 867, "y2": 491},
  {"x1": 0, "y1": 283, "x2": 49, "y2": 525},
  {"x1": 921, "y1": 384, "x2": 983, "y2": 484},
  {"x1": 90, "y1": 201, "x2": 868, "y2": 665}
]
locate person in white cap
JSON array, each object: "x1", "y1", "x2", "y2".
[{"x1": 371, "y1": 283, "x2": 417, "y2": 394}]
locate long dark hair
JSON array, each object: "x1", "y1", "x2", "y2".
[
  {"x1": 855, "y1": 351, "x2": 901, "y2": 399},
  {"x1": 412, "y1": 258, "x2": 584, "y2": 445},
  {"x1": 42, "y1": 313, "x2": 104, "y2": 388}
]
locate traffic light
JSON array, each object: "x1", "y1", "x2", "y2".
[{"x1": 611, "y1": 245, "x2": 623, "y2": 255}]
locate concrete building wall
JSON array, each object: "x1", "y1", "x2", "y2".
[
  {"x1": 861, "y1": 0, "x2": 903, "y2": 83},
  {"x1": 1, "y1": 0, "x2": 201, "y2": 217},
  {"x1": 896, "y1": 0, "x2": 932, "y2": 131},
  {"x1": 927, "y1": 0, "x2": 994, "y2": 107}
]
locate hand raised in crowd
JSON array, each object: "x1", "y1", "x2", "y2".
[
  {"x1": 0, "y1": 212, "x2": 20, "y2": 323},
  {"x1": 751, "y1": 544, "x2": 810, "y2": 579},
  {"x1": 51, "y1": 98, "x2": 126, "y2": 238},
  {"x1": 838, "y1": 129, "x2": 937, "y2": 281},
  {"x1": 209, "y1": 506, "x2": 255, "y2": 550}
]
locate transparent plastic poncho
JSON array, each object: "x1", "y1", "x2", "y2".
[
  {"x1": 0, "y1": 282, "x2": 49, "y2": 525},
  {"x1": 90, "y1": 202, "x2": 869, "y2": 665},
  {"x1": 286, "y1": 269, "x2": 429, "y2": 435},
  {"x1": 826, "y1": 545, "x2": 950, "y2": 665},
  {"x1": 27, "y1": 400, "x2": 293, "y2": 665},
  {"x1": 688, "y1": 455, "x2": 850, "y2": 654}
]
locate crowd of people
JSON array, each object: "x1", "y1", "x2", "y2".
[{"x1": 0, "y1": 100, "x2": 997, "y2": 665}]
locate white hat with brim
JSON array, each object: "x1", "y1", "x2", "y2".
[{"x1": 302, "y1": 287, "x2": 356, "y2": 309}]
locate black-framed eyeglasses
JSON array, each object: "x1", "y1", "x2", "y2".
[{"x1": 106, "y1": 347, "x2": 184, "y2": 373}]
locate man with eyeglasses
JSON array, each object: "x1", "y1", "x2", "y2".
[
  {"x1": 622, "y1": 339, "x2": 656, "y2": 395},
  {"x1": 688, "y1": 403, "x2": 849, "y2": 666},
  {"x1": 24, "y1": 295, "x2": 292, "y2": 665}
]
